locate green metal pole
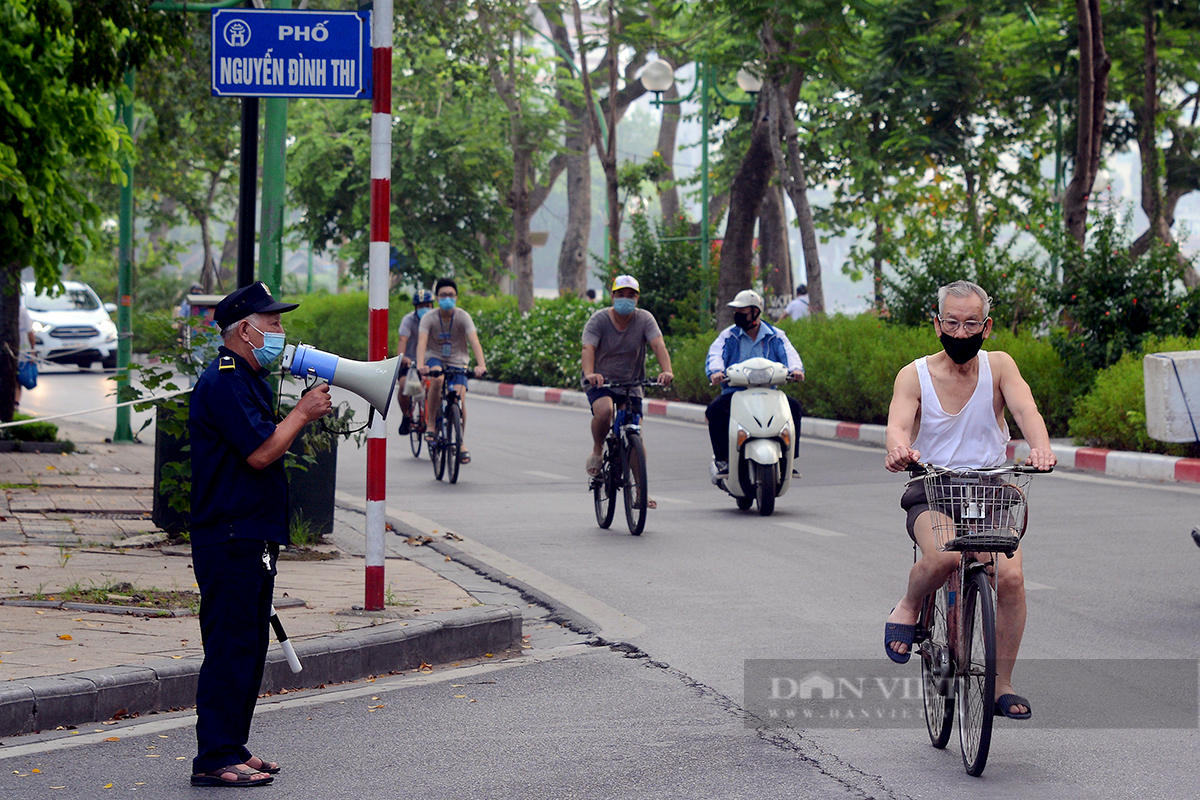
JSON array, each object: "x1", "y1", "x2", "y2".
[
  {"x1": 699, "y1": 64, "x2": 711, "y2": 323},
  {"x1": 113, "y1": 70, "x2": 135, "y2": 443},
  {"x1": 259, "y1": 0, "x2": 291, "y2": 296}
]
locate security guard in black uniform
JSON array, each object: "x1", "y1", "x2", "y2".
[{"x1": 189, "y1": 283, "x2": 331, "y2": 788}]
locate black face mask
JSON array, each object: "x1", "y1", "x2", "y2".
[
  {"x1": 734, "y1": 310, "x2": 757, "y2": 330},
  {"x1": 939, "y1": 331, "x2": 985, "y2": 364}
]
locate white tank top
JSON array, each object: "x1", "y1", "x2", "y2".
[{"x1": 910, "y1": 351, "x2": 1009, "y2": 469}]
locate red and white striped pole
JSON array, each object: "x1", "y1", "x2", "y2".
[{"x1": 366, "y1": 0, "x2": 392, "y2": 611}]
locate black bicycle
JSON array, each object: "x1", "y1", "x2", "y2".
[
  {"x1": 908, "y1": 462, "x2": 1045, "y2": 776},
  {"x1": 590, "y1": 381, "x2": 658, "y2": 536},
  {"x1": 427, "y1": 366, "x2": 471, "y2": 484}
]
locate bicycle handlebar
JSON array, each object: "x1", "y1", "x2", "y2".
[
  {"x1": 905, "y1": 462, "x2": 1054, "y2": 476},
  {"x1": 598, "y1": 379, "x2": 665, "y2": 390},
  {"x1": 427, "y1": 365, "x2": 485, "y2": 377}
]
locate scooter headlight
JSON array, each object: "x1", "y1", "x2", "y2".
[{"x1": 744, "y1": 367, "x2": 772, "y2": 386}]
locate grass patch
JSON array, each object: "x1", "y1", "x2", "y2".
[{"x1": 57, "y1": 579, "x2": 199, "y2": 612}]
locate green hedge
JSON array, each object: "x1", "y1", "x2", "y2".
[
  {"x1": 665, "y1": 316, "x2": 1077, "y2": 437},
  {"x1": 198, "y1": 290, "x2": 1192, "y2": 452}
]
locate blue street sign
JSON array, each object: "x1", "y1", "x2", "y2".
[{"x1": 211, "y1": 8, "x2": 372, "y2": 99}]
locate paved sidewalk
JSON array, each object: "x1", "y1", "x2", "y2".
[{"x1": 0, "y1": 419, "x2": 521, "y2": 738}]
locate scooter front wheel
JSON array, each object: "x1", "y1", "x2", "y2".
[{"x1": 755, "y1": 461, "x2": 777, "y2": 516}]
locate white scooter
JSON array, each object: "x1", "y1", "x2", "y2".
[{"x1": 713, "y1": 357, "x2": 797, "y2": 516}]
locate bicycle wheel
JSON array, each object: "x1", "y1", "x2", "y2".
[
  {"x1": 622, "y1": 432, "x2": 648, "y2": 535},
  {"x1": 958, "y1": 568, "x2": 996, "y2": 776},
  {"x1": 919, "y1": 584, "x2": 954, "y2": 749},
  {"x1": 754, "y1": 461, "x2": 777, "y2": 516},
  {"x1": 409, "y1": 407, "x2": 424, "y2": 457},
  {"x1": 593, "y1": 440, "x2": 616, "y2": 529},
  {"x1": 446, "y1": 403, "x2": 462, "y2": 484},
  {"x1": 431, "y1": 413, "x2": 446, "y2": 481}
]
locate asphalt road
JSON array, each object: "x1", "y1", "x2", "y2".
[{"x1": 5, "y1": 374, "x2": 1200, "y2": 799}]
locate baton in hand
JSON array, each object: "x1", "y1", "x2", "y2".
[{"x1": 269, "y1": 604, "x2": 302, "y2": 673}]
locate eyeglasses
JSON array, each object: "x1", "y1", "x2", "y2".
[{"x1": 937, "y1": 315, "x2": 987, "y2": 335}]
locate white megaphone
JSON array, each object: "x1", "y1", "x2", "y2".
[{"x1": 280, "y1": 343, "x2": 402, "y2": 419}]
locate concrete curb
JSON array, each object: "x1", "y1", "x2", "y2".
[
  {"x1": 474, "y1": 379, "x2": 1200, "y2": 484},
  {"x1": 0, "y1": 606, "x2": 521, "y2": 738}
]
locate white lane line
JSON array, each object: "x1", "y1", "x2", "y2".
[
  {"x1": 524, "y1": 470, "x2": 571, "y2": 481},
  {"x1": 775, "y1": 521, "x2": 849, "y2": 538},
  {"x1": 1024, "y1": 580, "x2": 1055, "y2": 591}
]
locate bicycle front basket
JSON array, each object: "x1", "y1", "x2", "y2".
[{"x1": 922, "y1": 468, "x2": 1033, "y2": 552}]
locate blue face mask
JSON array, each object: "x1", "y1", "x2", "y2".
[
  {"x1": 416, "y1": 307, "x2": 430, "y2": 319},
  {"x1": 438, "y1": 296, "x2": 457, "y2": 311},
  {"x1": 247, "y1": 323, "x2": 286, "y2": 368},
  {"x1": 613, "y1": 297, "x2": 637, "y2": 315}
]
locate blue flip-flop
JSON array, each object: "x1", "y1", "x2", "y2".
[
  {"x1": 884, "y1": 621, "x2": 915, "y2": 664},
  {"x1": 994, "y1": 693, "x2": 1032, "y2": 720}
]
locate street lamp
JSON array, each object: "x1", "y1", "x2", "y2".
[{"x1": 641, "y1": 58, "x2": 759, "y2": 321}]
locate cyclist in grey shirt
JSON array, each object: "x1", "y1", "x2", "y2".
[{"x1": 581, "y1": 275, "x2": 673, "y2": 479}]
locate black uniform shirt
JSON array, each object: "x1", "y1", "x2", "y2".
[{"x1": 188, "y1": 346, "x2": 288, "y2": 547}]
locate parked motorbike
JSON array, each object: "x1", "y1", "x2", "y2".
[{"x1": 713, "y1": 357, "x2": 798, "y2": 516}]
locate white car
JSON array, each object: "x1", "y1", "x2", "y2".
[{"x1": 22, "y1": 281, "x2": 119, "y2": 369}]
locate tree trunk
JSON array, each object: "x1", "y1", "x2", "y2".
[
  {"x1": 655, "y1": 82, "x2": 682, "y2": 225},
  {"x1": 1062, "y1": 0, "x2": 1110, "y2": 260},
  {"x1": 573, "y1": 0, "x2": 620, "y2": 269},
  {"x1": 757, "y1": 184, "x2": 792, "y2": 308},
  {"x1": 510, "y1": 146, "x2": 534, "y2": 313},
  {"x1": 0, "y1": 270, "x2": 19, "y2": 423},
  {"x1": 716, "y1": 90, "x2": 775, "y2": 330},
  {"x1": 766, "y1": 80, "x2": 824, "y2": 315},
  {"x1": 872, "y1": 209, "x2": 886, "y2": 313},
  {"x1": 550, "y1": 20, "x2": 591, "y2": 296}
]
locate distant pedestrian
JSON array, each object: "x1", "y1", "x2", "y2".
[
  {"x1": 188, "y1": 282, "x2": 332, "y2": 788},
  {"x1": 779, "y1": 284, "x2": 810, "y2": 321},
  {"x1": 585, "y1": 288, "x2": 598, "y2": 303}
]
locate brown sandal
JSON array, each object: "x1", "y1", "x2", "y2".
[
  {"x1": 244, "y1": 756, "x2": 280, "y2": 774},
  {"x1": 190, "y1": 763, "x2": 274, "y2": 787}
]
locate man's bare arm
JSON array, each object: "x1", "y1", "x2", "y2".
[
  {"x1": 884, "y1": 363, "x2": 922, "y2": 472},
  {"x1": 994, "y1": 351, "x2": 1057, "y2": 470}
]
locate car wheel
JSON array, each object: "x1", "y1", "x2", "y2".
[{"x1": 102, "y1": 354, "x2": 117, "y2": 369}]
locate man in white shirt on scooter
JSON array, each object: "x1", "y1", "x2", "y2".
[{"x1": 705, "y1": 290, "x2": 805, "y2": 481}]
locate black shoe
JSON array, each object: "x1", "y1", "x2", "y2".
[{"x1": 399, "y1": 417, "x2": 412, "y2": 436}]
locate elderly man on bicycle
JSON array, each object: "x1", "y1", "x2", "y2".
[
  {"x1": 882, "y1": 280, "x2": 1055, "y2": 721},
  {"x1": 582, "y1": 275, "x2": 673, "y2": 479}
]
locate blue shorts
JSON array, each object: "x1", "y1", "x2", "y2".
[{"x1": 426, "y1": 357, "x2": 469, "y2": 390}]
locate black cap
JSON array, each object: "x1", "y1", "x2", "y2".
[{"x1": 214, "y1": 282, "x2": 299, "y2": 329}]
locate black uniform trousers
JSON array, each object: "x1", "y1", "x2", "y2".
[
  {"x1": 192, "y1": 537, "x2": 276, "y2": 774},
  {"x1": 706, "y1": 391, "x2": 804, "y2": 462}
]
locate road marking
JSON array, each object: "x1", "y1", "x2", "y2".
[
  {"x1": 1024, "y1": 580, "x2": 1055, "y2": 591},
  {"x1": 523, "y1": 470, "x2": 570, "y2": 481},
  {"x1": 775, "y1": 521, "x2": 848, "y2": 538}
]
